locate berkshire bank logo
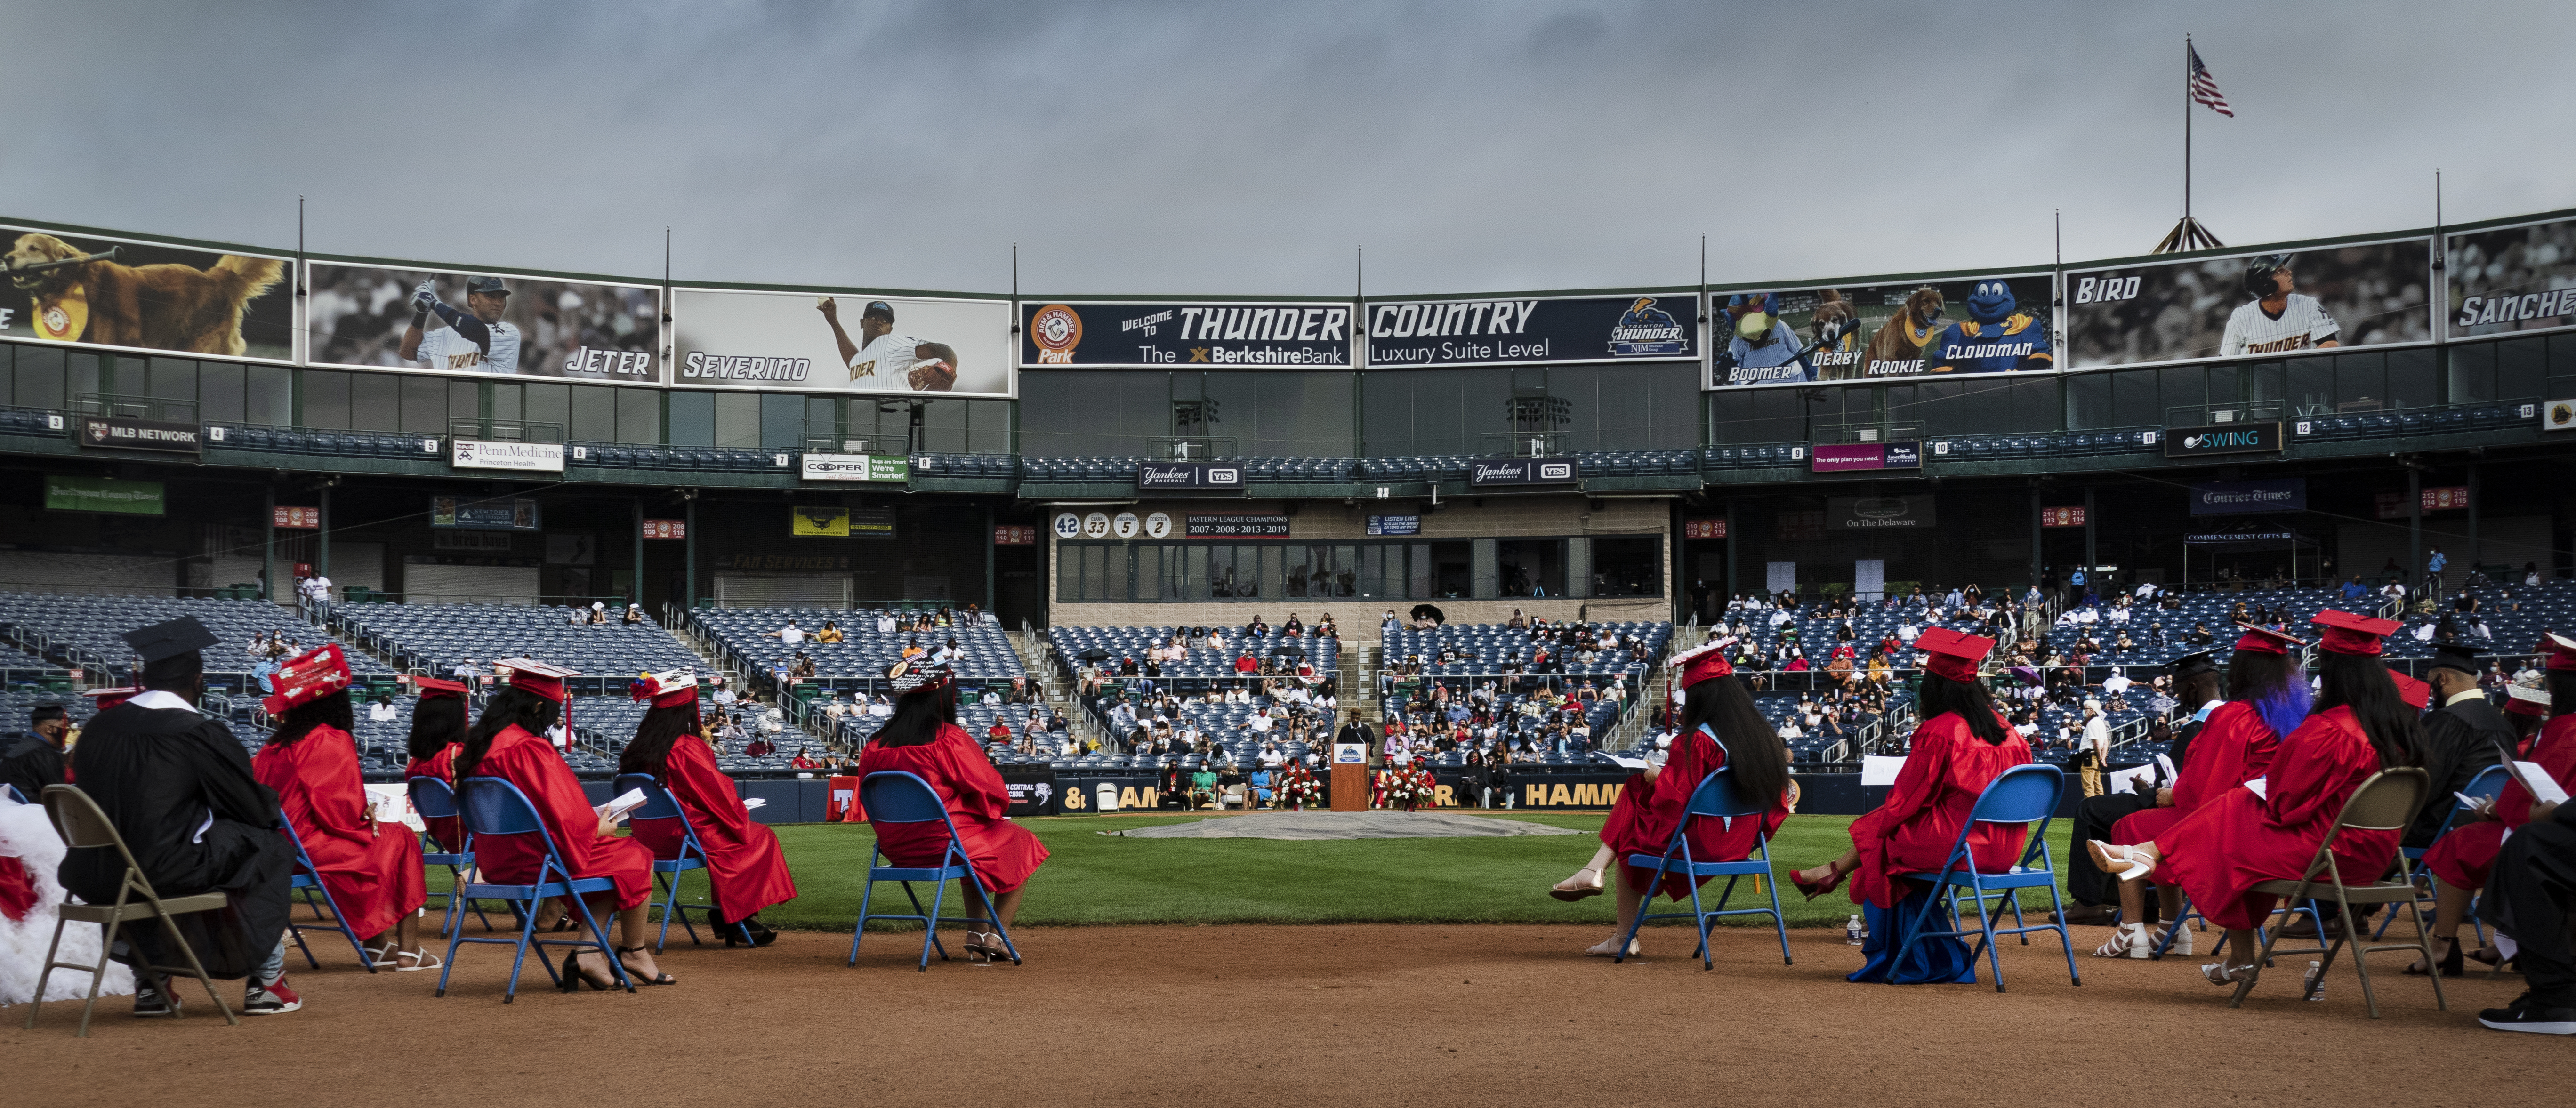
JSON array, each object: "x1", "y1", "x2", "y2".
[{"x1": 1609, "y1": 297, "x2": 1689, "y2": 356}]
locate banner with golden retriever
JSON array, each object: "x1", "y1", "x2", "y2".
[
  {"x1": 1703, "y1": 274, "x2": 2055, "y2": 388},
  {"x1": 1, "y1": 224, "x2": 292, "y2": 362},
  {"x1": 2064, "y1": 238, "x2": 2433, "y2": 369},
  {"x1": 672, "y1": 287, "x2": 1015, "y2": 398},
  {"x1": 304, "y1": 261, "x2": 662, "y2": 382}
]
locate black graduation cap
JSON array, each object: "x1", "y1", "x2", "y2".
[
  {"x1": 2428, "y1": 641, "x2": 2483, "y2": 676},
  {"x1": 2166, "y1": 650, "x2": 2220, "y2": 682},
  {"x1": 30, "y1": 702, "x2": 68, "y2": 723},
  {"x1": 121, "y1": 617, "x2": 219, "y2": 663}
]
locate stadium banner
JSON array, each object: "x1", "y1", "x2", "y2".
[
  {"x1": 792, "y1": 506, "x2": 849, "y2": 537},
  {"x1": 2038, "y1": 506, "x2": 2086, "y2": 528},
  {"x1": 2449, "y1": 215, "x2": 2576, "y2": 338},
  {"x1": 304, "y1": 261, "x2": 661, "y2": 381},
  {"x1": 1826, "y1": 494, "x2": 1937, "y2": 530},
  {"x1": 1365, "y1": 514, "x2": 1420, "y2": 536},
  {"x1": 1810, "y1": 442, "x2": 1920, "y2": 473},
  {"x1": 800, "y1": 452, "x2": 911, "y2": 482},
  {"x1": 676, "y1": 288, "x2": 1014, "y2": 397},
  {"x1": 2165, "y1": 421, "x2": 2283, "y2": 458},
  {"x1": 1466, "y1": 457, "x2": 1579, "y2": 487},
  {"x1": 43, "y1": 474, "x2": 163, "y2": 516},
  {"x1": 1185, "y1": 514, "x2": 1290, "y2": 538},
  {"x1": 2375, "y1": 485, "x2": 2468, "y2": 520},
  {"x1": 1681, "y1": 518, "x2": 1726, "y2": 539},
  {"x1": 0, "y1": 223, "x2": 293, "y2": 363},
  {"x1": 451, "y1": 439, "x2": 565, "y2": 473},
  {"x1": 1022, "y1": 301, "x2": 1352, "y2": 369},
  {"x1": 1507, "y1": 773, "x2": 1630, "y2": 810},
  {"x1": 1706, "y1": 274, "x2": 2055, "y2": 388},
  {"x1": 1368, "y1": 293, "x2": 1696, "y2": 369},
  {"x1": 431, "y1": 495, "x2": 542, "y2": 531},
  {"x1": 1137, "y1": 461, "x2": 1242, "y2": 491},
  {"x1": 999, "y1": 768, "x2": 1059, "y2": 817},
  {"x1": 2189, "y1": 478, "x2": 2306, "y2": 515},
  {"x1": 78, "y1": 414, "x2": 201, "y2": 454},
  {"x1": 2065, "y1": 238, "x2": 2434, "y2": 369}
]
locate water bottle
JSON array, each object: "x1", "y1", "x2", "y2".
[
  {"x1": 2301, "y1": 960, "x2": 2325, "y2": 1001},
  {"x1": 1846, "y1": 914, "x2": 1865, "y2": 945}
]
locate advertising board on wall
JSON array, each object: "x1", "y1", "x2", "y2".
[
  {"x1": 431, "y1": 496, "x2": 542, "y2": 531},
  {"x1": 451, "y1": 439, "x2": 566, "y2": 473},
  {"x1": 1707, "y1": 274, "x2": 2053, "y2": 387},
  {"x1": 79, "y1": 415, "x2": 201, "y2": 454},
  {"x1": 1811, "y1": 442, "x2": 1920, "y2": 473},
  {"x1": 1466, "y1": 457, "x2": 1578, "y2": 487},
  {"x1": 1827, "y1": 494, "x2": 1936, "y2": 530},
  {"x1": 2449, "y1": 215, "x2": 2576, "y2": 338},
  {"x1": 676, "y1": 289, "x2": 1014, "y2": 397},
  {"x1": 305, "y1": 262, "x2": 660, "y2": 381},
  {"x1": 44, "y1": 474, "x2": 163, "y2": 516},
  {"x1": 1368, "y1": 294, "x2": 1695, "y2": 369},
  {"x1": 800, "y1": 453, "x2": 911, "y2": 482},
  {"x1": 1185, "y1": 514, "x2": 1290, "y2": 538},
  {"x1": 1137, "y1": 461, "x2": 1242, "y2": 490},
  {"x1": 1022, "y1": 301, "x2": 1351, "y2": 369},
  {"x1": 0, "y1": 223, "x2": 293, "y2": 363},
  {"x1": 2189, "y1": 479, "x2": 2305, "y2": 515},
  {"x1": 2066, "y1": 239, "x2": 2433, "y2": 369},
  {"x1": 2165, "y1": 422, "x2": 2284, "y2": 458}
]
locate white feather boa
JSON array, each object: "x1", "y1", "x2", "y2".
[{"x1": 0, "y1": 794, "x2": 135, "y2": 1004}]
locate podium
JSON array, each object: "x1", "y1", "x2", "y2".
[{"x1": 1329, "y1": 743, "x2": 1368, "y2": 812}]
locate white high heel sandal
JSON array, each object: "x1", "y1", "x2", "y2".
[{"x1": 2085, "y1": 840, "x2": 2155, "y2": 882}]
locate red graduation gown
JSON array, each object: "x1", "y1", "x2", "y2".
[
  {"x1": 2426, "y1": 714, "x2": 2576, "y2": 891},
  {"x1": 1847, "y1": 710, "x2": 2030, "y2": 910},
  {"x1": 404, "y1": 743, "x2": 462, "y2": 853},
  {"x1": 252, "y1": 724, "x2": 428, "y2": 939},
  {"x1": 2112, "y1": 701, "x2": 2282, "y2": 846},
  {"x1": 857, "y1": 723, "x2": 1049, "y2": 894},
  {"x1": 2156, "y1": 706, "x2": 2397, "y2": 931},
  {"x1": 471, "y1": 724, "x2": 654, "y2": 911},
  {"x1": 1601, "y1": 724, "x2": 1789, "y2": 902},
  {"x1": 628, "y1": 738, "x2": 797, "y2": 921}
]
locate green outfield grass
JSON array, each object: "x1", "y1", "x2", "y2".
[{"x1": 468, "y1": 812, "x2": 2078, "y2": 933}]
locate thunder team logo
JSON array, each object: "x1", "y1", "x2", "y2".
[{"x1": 1608, "y1": 297, "x2": 1687, "y2": 356}]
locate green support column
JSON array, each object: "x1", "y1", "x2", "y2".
[
  {"x1": 317, "y1": 485, "x2": 331, "y2": 582},
  {"x1": 684, "y1": 493, "x2": 699, "y2": 610},
  {"x1": 631, "y1": 497, "x2": 645, "y2": 604},
  {"x1": 263, "y1": 484, "x2": 276, "y2": 602}
]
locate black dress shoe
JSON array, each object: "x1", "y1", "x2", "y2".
[{"x1": 2050, "y1": 903, "x2": 2117, "y2": 926}]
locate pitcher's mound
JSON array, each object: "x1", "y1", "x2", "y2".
[{"x1": 1111, "y1": 811, "x2": 1582, "y2": 840}]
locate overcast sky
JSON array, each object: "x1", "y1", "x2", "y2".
[{"x1": 9, "y1": 0, "x2": 2572, "y2": 297}]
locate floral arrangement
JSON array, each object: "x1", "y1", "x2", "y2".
[
  {"x1": 1276, "y1": 763, "x2": 1323, "y2": 811},
  {"x1": 1379, "y1": 766, "x2": 1437, "y2": 811}
]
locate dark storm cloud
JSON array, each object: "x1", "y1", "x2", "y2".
[{"x1": 4, "y1": 0, "x2": 2570, "y2": 297}]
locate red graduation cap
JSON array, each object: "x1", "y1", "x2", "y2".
[
  {"x1": 1914, "y1": 626, "x2": 1995, "y2": 683},
  {"x1": 492, "y1": 657, "x2": 580, "y2": 703},
  {"x1": 2506, "y1": 683, "x2": 2551, "y2": 719},
  {"x1": 2384, "y1": 667, "x2": 2431, "y2": 711},
  {"x1": 1665, "y1": 638, "x2": 1735, "y2": 688},
  {"x1": 84, "y1": 687, "x2": 141, "y2": 710},
  {"x1": 2542, "y1": 632, "x2": 2576, "y2": 673},
  {"x1": 628, "y1": 668, "x2": 700, "y2": 711},
  {"x1": 409, "y1": 675, "x2": 468, "y2": 700},
  {"x1": 2232, "y1": 622, "x2": 2306, "y2": 657},
  {"x1": 262, "y1": 643, "x2": 353, "y2": 716},
  {"x1": 2310, "y1": 610, "x2": 2402, "y2": 657}
]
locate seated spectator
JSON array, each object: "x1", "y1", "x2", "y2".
[
  {"x1": 367, "y1": 694, "x2": 398, "y2": 722},
  {"x1": 588, "y1": 601, "x2": 611, "y2": 625},
  {"x1": 816, "y1": 620, "x2": 845, "y2": 643},
  {"x1": 857, "y1": 661, "x2": 1047, "y2": 961},
  {"x1": 254, "y1": 646, "x2": 431, "y2": 971},
  {"x1": 622, "y1": 602, "x2": 646, "y2": 626},
  {"x1": 764, "y1": 619, "x2": 807, "y2": 644}
]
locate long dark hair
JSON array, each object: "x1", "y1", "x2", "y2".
[
  {"x1": 1916, "y1": 672, "x2": 2008, "y2": 745},
  {"x1": 455, "y1": 688, "x2": 561, "y2": 781},
  {"x1": 405, "y1": 694, "x2": 468, "y2": 763},
  {"x1": 2551, "y1": 669, "x2": 2576, "y2": 716},
  {"x1": 2311, "y1": 650, "x2": 2420, "y2": 769},
  {"x1": 871, "y1": 684, "x2": 957, "y2": 748},
  {"x1": 265, "y1": 689, "x2": 353, "y2": 748},
  {"x1": 2226, "y1": 647, "x2": 2312, "y2": 740},
  {"x1": 617, "y1": 703, "x2": 701, "y2": 781},
  {"x1": 1679, "y1": 675, "x2": 1789, "y2": 808}
]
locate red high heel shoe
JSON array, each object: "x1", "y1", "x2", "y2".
[{"x1": 1790, "y1": 865, "x2": 1847, "y2": 901}]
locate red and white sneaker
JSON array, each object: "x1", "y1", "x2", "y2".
[{"x1": 243, "y1": 974, "x2": 301, "y2": 1015}]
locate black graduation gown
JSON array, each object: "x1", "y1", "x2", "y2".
[
  {"x1": 56, "y1": 701, "x2": 295, "y2": 980},
  {"x1": 1, "y1": 731, "x2": 67, "y2": 802},
  {"x1": 2406, "y1": 694, "x2": 2511, "y2": 849}
]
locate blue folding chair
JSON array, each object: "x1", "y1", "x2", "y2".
[
  {"x1": 408, "y1": 776, "x2": 507, "y2": 935},
  {"x1": 1611, "y1": 767, "x2": 1792, "y2": 969},
  {"x1": 613, "y1": 772, "x2": 753, "y2": 950},
  {"x1": 279, "y1": 818, "x2": 380, "y2": 972},
  {"x1": 847, "y1": 771, "x2": 1022, "y2": 971},
  {"x1": 1889, "y1": 763, "x2": 2082, "y2": 992},
  {"x1": 435, "y1": 777, "x2": 630, "y2": 1001}
]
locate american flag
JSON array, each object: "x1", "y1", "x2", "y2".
[{"x1": 2189, "y1": 43, "x2": 2233, "y2": 117}]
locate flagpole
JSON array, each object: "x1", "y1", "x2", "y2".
[{"x1": 2184, "y1": 34, "x2": 2192, "y2": 226}]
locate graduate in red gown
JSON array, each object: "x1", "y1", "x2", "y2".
[
  {"x1": 856, "y1": 658, "x2": 1049, "y2": 961},
  {"x1": 2091, "y1": 626, "x2": 2310, "y2": 957},
  {"x1": 1545, "y1": 638, "x2": 1792, "y2": 957},
  {"x1": 2091, "y1": 610, "x2": 2423, "y2": 986},
  {"x1": 616, "y1": 668, "x2": 796, "y2": 947},
  {"x1": 2421, "y1": 638, "x2": 2576, "y2": 971},
  {"x1": 249, "y1": 644, "x2": 433, "y2": 969},
  {"x1": 454, "y1": 658, "x2": 671, "y2": 989},
  {"x1": 1789, "y1": 627, "x2": 2031, "y2": 983},
  {"x1": 401, "y1": 676, "x2": 471, "y2": 854}
]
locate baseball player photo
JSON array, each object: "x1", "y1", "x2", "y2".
[
  {"x1": 2219, "y1": 254, "x2": 2340, "y2": 357},
  {"x1": 401, "y1": 275, "x2": 523, "y2": 373},
  {"x1": 817, "y1": 297, "x2": 959, "y2": 392}
]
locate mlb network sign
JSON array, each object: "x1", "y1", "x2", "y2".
[
  {"x1": 1468, "y1": 458, "x2": 1578, "y2": 487},
  {"x1": 2164, "y1": 422, "x2": 2283, "y2": 458},
  {"x1": 1136, "y1": 462, "x2": 1241, "y2": 490}
]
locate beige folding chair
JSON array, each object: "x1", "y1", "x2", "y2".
[
  {"x1": 2227, "y1": 767, "x2": 2439, "y2": 1019},
  {"x1": 22, "y1": 784, "x2": 239, "y2": 1037}
]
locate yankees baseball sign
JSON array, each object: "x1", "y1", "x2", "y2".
[
  {"x1": 1367, "y1": 293, "x2": 1697, "y2": 369},
  {"x1": 304, "y1": 262, "x2": 661, "y2": 381},
  {"x1": 675, "y1": 288, "x2": 1016, "y2": 398},
  {"x1": 1020, "y1": 300, "x2": 1352, "y2": 369}
]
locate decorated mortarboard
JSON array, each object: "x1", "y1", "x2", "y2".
[
  {"x1": 2232, "y1": 622, "x2": 2306, "y2": 656},
  {"x1": 2542, "y1": 632, "x2": 2576, "y2": 672},
  {"x1": 1913, "y1": 626, "x2": 1995, "y2": 683},
  {"x1": 84, "y1": 687, "x2": 142, "y2": 710},
  {"x1": 409, "y1": 675, "x2": 468, "y2": 700},
  {"x1": 1664, "y1": 637, "x2": 1736, "y2": 688},
  {"x1": 884, "y1": 657, "x2": 953, "y2": 695},
  {"x1": 2427, "y1": 641, "x2": 2484, "y2": 676},
  {"x1": 262, "y1": 643, "x2": 353, "y2": 716},
  {"x1": 628, "y1": 668, "x2": 701, "y2": 710},
  {"x1": 491, "y1": 657, "x2": 580, "y2": 703},
  {"x1": 2166, "y1": 650, "x2": 2221, "y2": 681},
  {"x1": 2507, "y1": 683, "x2": 2551, "y2": 718},
  {"x1": 121, "y1": 616, "x2": 219, "y2": 664},
  {"x1": 2385, "y1": 667, "x2": 2431, "y2": 711},
  {"x1": 2310, "y1": 610, "x2": 2402, "y2": 657}
]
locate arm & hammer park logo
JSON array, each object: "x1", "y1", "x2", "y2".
[{"x1": 1609, "y1": 297, "x2": 1688, "y2": 356}]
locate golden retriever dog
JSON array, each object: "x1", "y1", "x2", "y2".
[
  {"x1": 1861, "y1": 285, "x2": 1944, "y2": 378},
  {"x1": 1808, "y1": 289, "x2": 1863, "y2": 380},
  {"x1": 6, "y1": 232, "x2": 284, "y2": 356}
]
